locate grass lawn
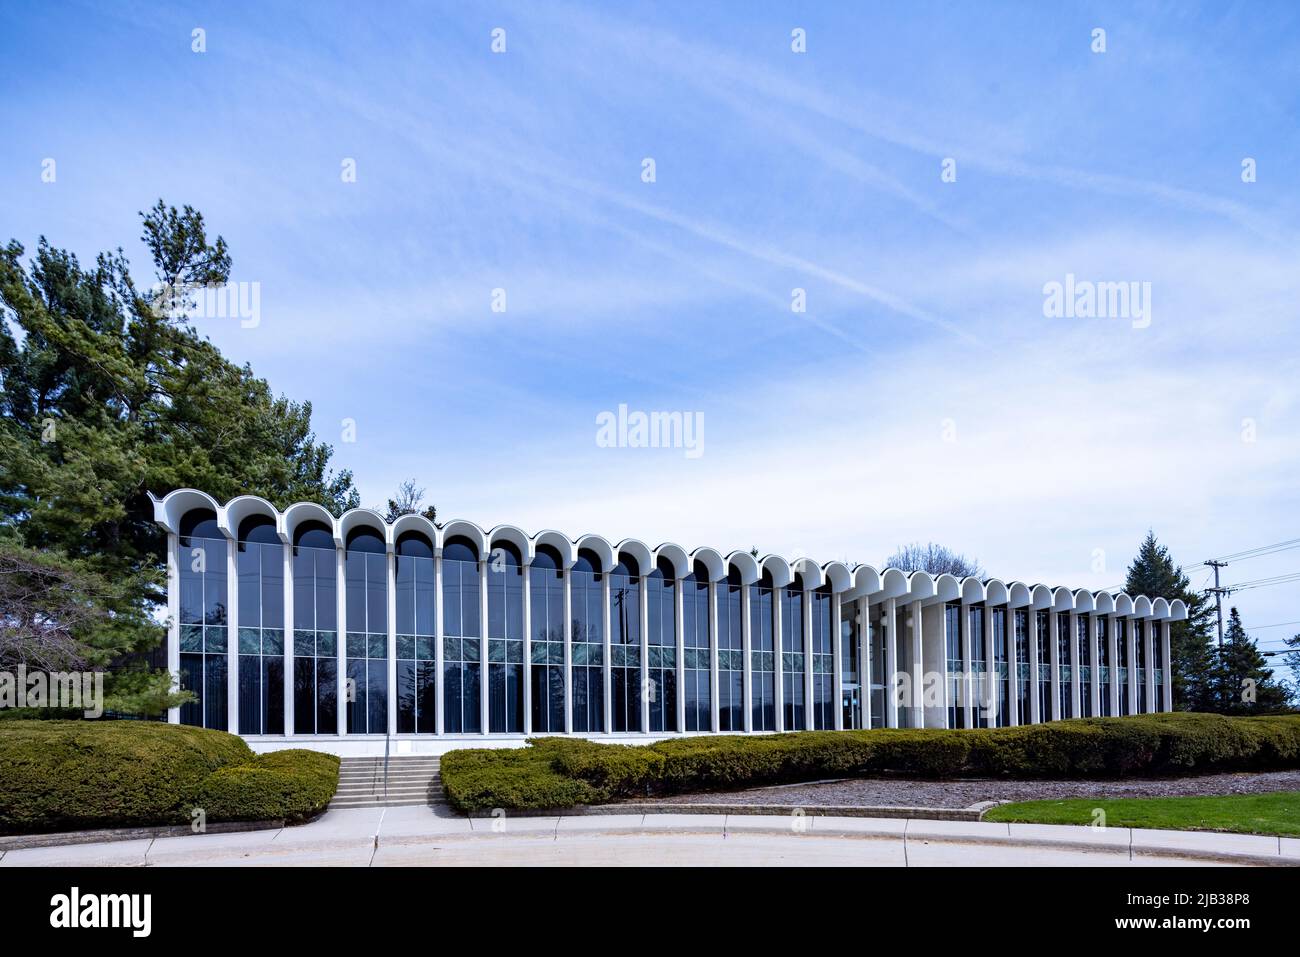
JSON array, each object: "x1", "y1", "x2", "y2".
[{"x1": 984, "y1": 790, "x2": 1300, "y2": 836}]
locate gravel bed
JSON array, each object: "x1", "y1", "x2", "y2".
[{"x1": 630, "y1": 770, "x2": 1300, "y2": 810}]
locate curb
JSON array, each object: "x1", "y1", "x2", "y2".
[{"x1": 0, "y1": 819, "x2": 284, "y2": 851}]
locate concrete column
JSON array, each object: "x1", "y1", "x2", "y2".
[
  {"x1": 910, "y1": 600, "x2": 923, "y2": 729},
  {"x1": 741, "y1": 585, "x2": 753, "y2": 733},
  {"x1": 803, "y1": 586, "x2": 815, "y2": 728},
  {"x1": 1008, "y1": 610, "x2": 1019, "y2": 728},
  {"x1": 480, "y1": 558, "x2": 490, "y2": 735},
  {"x1": 522, "y1": 561, "x2": 532, "y2": 735},
  {"x1": 1068, "y1": 611, "x2": 1081, "y2": 719},
  {"x1": 1128, "y1": 619, "x2": 1140, "y2": 715},
  {"x1": 983, "y1": 606, "x2": 995, "y2": 728},
  {"x1": 833, "y1": 598, "x2": 845, "y2": 731},
  {"x1": 1144, "y1": 619, "x2": 1157, "y2": 714},
  {"x1": 773, "y1": 590, "x2": 785, "y2": 733},
  {"x1": 335, "y1": 545, "x2": 346, "y2": 737},
  {"x1": 225, "y1": 532, "x2": 239, "y2": 734},
  {"x1": 602, "y1": 572, "x2": 612, "y2": 733},
  {"x1": 1161, "y1": 622, "x2": 1173, "y2": 713},
  {"x1": 884, "y1": 597, "x2": 898, "y2": 728},
  {"x1": 282, "y1": 540, "x2": 294, "y2": 736},
  {"x1": 674, "y1": 574, "x2": 686, "y2": 733},
  {"x1": 960, "y1": 602, "x2": 973, "y2": 730},
  {"x1": 386, "y1": 549, "x2": 397, "y2": 736},
  {"x1": 434, "y1": 552, "x2": 445, "y2": 735},
  {"x1": 640, "y1": 570, "x2": 651, "y2": 734},
  {"x1": 1048, "y1": 610, "x2": 1060, "y2": 721},
  {"x1": 167, "y1": 532, "x2": 181, "y2": 725},
  {"x1": 858, "y1": 598, "x2": 870, "y2": 730},
  {"x1": 562, "y1": 566, "x2": 573, "y2": 734},
  {"x1": 1027, "y1": 609, "x2": 1040, "y2": 725},
  {"x1": 708, "y1": 581, "x2": 720, "y2": 733},
  {"x1": 1089, "y1": 615, "x2": 1101, "y2": 719},
  {"x1": 1108, "y1": 616, "x2": 1120, "y2": 718}
]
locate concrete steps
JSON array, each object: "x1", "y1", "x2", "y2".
[{"x1": 329, "y1": 756, "x2": 446, "y2": 809}]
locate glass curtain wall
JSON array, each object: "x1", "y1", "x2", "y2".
[
  {"x1": 236, "y1": 517, "x2": 284, "y2": 734},
  {"x1": 841, "y1": 601, "x2": 862, "y2": 729},
  {"x1": 443, "y1": 538, "x2": 482, "y2": 734},
  {"x1": 529, "y1": 546, "x2": 565, "y2": 733},
  {"x1": 969, "y1": 604, "x2": 986, "y2": 726},
  {"x1": 345, "y1": 528, "x2": 387, "y2": 734},
  {"x1": 682, "y1": 565, "x2": 712, "y2": 731},
  {"x1": 395, "y1": 532, "x2": 436, "y2": 733},
  {"x1": 292, "y1": 522, "x2": 337, "y2": 734},
  {"x1": 178, "y1": 510, "x2": 228, "y2": 730},
  {"x1": 992, "y1": 607, "x2": 1009, "y2": 727},
  {"x1": 1117, "y1": 619, "x2": 1130, "y2": 716},
  {"x1": 869, "y1": 605, "x2": 885, "y2": 728},
  {"x1": 1057, "y1": 612, "x2": 1072, "y2": 719},
  {"x1": 610, "y1": 556, "x2": 642, "y2": 733},
  {"x1": 811, "y1": 586, "x2": 835, "y2": 730},
  {"x1": 487, "y1": 542, "x2": 524, "y2": 734},
  {"x1": 1152, "y1": 621, "x2": 1164, "y2": 708},
  {"x1": 646, "y1": 558, "x2": 678, "y2": 732},
  {"x1": 945, "y1": 602, "x2": 963, "y2": 728},
  {"x1": 570, "y1": 550, "x2": 604, "y2": 733},
  {"x1": 1077, "y1": 614, "x2": 1092, "y2": 718},
  {"x1": 1014, "y1": 608, "x2": 1030, "y2": 724},
  {"x1": 750, "y1": 574, "x2": 776, "y2": 731},
  {"x1": 780, "y1": 579, "x2": 805, "y2": 731},
  {"x1": 1035, "y1": 610, "x2": 1051, "y2": 720},
  {"x1": 1096, "y1": 615, "x2": 1110, "y2": 717},
  {"x1": 1135, "y1": 620, "x2": 1147, "y2": 713},
  {"x1": 717, "y1": 568, "x2": 744, "y2": 731}
]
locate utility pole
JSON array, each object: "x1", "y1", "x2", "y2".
[{"x1": 1205, "y1": 560, "x2": 1228, "y2": 648}]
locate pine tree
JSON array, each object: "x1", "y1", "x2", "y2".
[
  {"x1": 1123, "y1": 531, "x2": 1216, "y2": 711},
  {"x1": 1208, "y1": 608, "x2": 1290, "y2": 713}
]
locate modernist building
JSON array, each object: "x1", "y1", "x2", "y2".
[{"x1": 154, "y1": 489, "x2": 1188, "y2": 752}]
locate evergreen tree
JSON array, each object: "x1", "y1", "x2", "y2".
[
  {"x1": 0, "y1": 202, "x2": 359, "y2": 712},
  {"x1": 1208, "y1": 608, "x2": 1290, "y2": 713},
  {"x1": 1123, "y1": 531, "x2": 1216, "y2": 711}
]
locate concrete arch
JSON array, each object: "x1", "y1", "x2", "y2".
[
  {"x1": 934, "y1": 573, "x2": 963, "y2": 604},
  {"x1": 151, "y1": 488, "x2": 222, "y2": 535},
  {"x1": 575, "y1": 533, "x2": 615, "y2": 573},
  {"x1": 1170, "y1": 598, "x2": 1188, "y2": 621},
  {"x1": 1134, "y1": 596, "x2": 1153, "y2": 618},
  {"x1": 760, "y1": 554, "x2": 793, "y2": 588},
  {"x1": 1071, "y1": 588, "x2": 1095, "y2": 613},
  {"x1": 853, "y1": 564, "x2": 883, "y2": 596},
  {"x1": 727, "y1": 550, "x2": 761, "y2": 585},
  {"x1": 1093, "y1": 591, "x2": 1116, "y2": 615},
  {"x1": 1007, "y1": 581, "x2": 1032, "y2": 608},
  {"x1": 960, "y1": 577, "x2": 986, "y2": 604},
  {"x1": 223, "y1": 494, "x2": 279, "y2": 542},
  {"x1": 532, "y1": 530, "x2": 575, "y2": 569},
  {"x1": 392, "y1": 512, "x2": 440, "y2": 552},
  {"x1": 652, "y1": 543, "x2": 691, "y2": 579},
  {"x1": 283, "y1": 501, "x2": 338, "y2": 545},
  {"x1": 690, "y1": 547, "x2": 726, "y2": 582},
  {"x1": 984, "y1": 578, "x2": 1010, "y2": 606},
  {"x1": 1152, "y1": 597, "x2": 1171, "y2": 619},
  {"x1": 822, "y1": 560, "x2": 853, "y2": 594},
  {"x1": 790, "y1": 557, "x2": 824, "y2": 589},
  {"x1": 339, "y1": 508, "x2": 390, "y2": 550},
  {"x1": 906, "y1": 570, "x2": 936, "y2": 602},
  {"x1": 881, "y1": 568, "x2": 911, "y2": 600},
  {"x1": 1052, "y1": 586, "x2": 1075, "y2": 612},
  {"x1": 1114, "y1": 593, "x2": 1134, "y2": 617},
  {"x1": 488, "y1": 524, "x2": 534, "y2": 564},
  {"x1": 1030, "y1": 583, "x2": 1054, "y2": 610},
  {"x1": 615, "y1": 538, "x2": 654, "y2": 577}
]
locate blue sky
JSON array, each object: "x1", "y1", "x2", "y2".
[{"x1": 2, "y1": 1, "x2": 1298, "y2": 657}]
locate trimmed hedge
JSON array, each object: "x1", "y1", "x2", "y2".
[
  {"x1": 440, "y1": 713, "x2": 1300, "y2": 812},
  {"x1": 0, "y1": 721, "x2": 339, "y2": 834}
]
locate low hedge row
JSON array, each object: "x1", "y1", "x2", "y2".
[
  {"x1": 440, "y1": 713, "x2": 1300, "y2": 812},
  {"x1": 0, "y1": 721, "x2": 340, "y2": 834}
]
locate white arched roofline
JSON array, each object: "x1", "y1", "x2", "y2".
[
  {"x1": 283, "y1": 501, "x2": 338, "y2": 545},
  {"x1": 1152, "y1": 597, "x2": 1171, "y2": 619},
  {"x1": 689, "y1": 547, "x2": 726, "y2": 582},
  {"x1": 652, "y1": 543, "x2": 690, "y2": 579},
  {"x1": 532, "y1": 530, "x2": 575, "y2": 569},
  {"x1": 790, "y1": 557, "x2": 824, "y2": 589},
  {"x1": 984, "y1": 578, "x2": 1009, "y2": 606},
  {"x1": 443, "y1": 519, "x2": 489, "y2": 558},
  {"x1": 1007, "y1": 581, "x2": 1032, "y2": 608},
  {"x1": 881, "y1": 568, "x2": 911, "y2": 600},
  {"x1": 1114, "y1": 593, "x2": 1135, "y2": 617},
  {"x1": 220, "y1": 494, "x2": 278, "y2": 542},
  {"x1": 960, "y1": 577, "x2": 985, "y2": 604},
  {"x1": 1030, "y1": 584, "x2": 1054, "y2": 610},
  {"x1": 934, "y1": 573, "x2": 962, "y2": 604},
  {"x1": 760, "y1": 554, "x2": 793, "y2": 588},
  {"x1": 1134, "y1": 596, "x2": 1153, "y2": 618},
  {"x1": 1093, "y1": 591, "x2": 1116, "y2": 615},
  {"x1": 488, "y1": 524, "x2": 534, "y2": 564},
  {"x1": 391, "y1": 513, "x2": 440, "y2": 551},
  {"x1": 574, "y1": 533, "x2": 615, "y2": 573},
  {"x1": 727, "y1": 550, "x2": 761, "y2": 585},
  {"x1": 905, "y1": 570, "x2": 936, "y2": 602},
  {"x1": 1071, "y1": 588, "x2": 1095, "y2": 613},
  {"x1": 1170, "y1": 598, "x2": 1188, "y2": 621},
  {"x1": 615, "y1": 538, "x2": 654, "y2": 577},
  {"x1": 150, "y1": 488, "x2": 222, "y2": 535},
  {"x1": 338, "y1": 507, "x2": 391, "y2": 550},
  {"x1": 853, "y1": 564, "x2": 883, "y2": 597},
  {"x1": 822, "y1": 560, "x2": 853, "y2": 594},
  {"x1": 1051, "y1": 586, "x2": 1074, "y2": 612}
]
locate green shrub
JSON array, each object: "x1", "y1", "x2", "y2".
[
  {"x1": 0, "y1": 720, "x2": 252, "y2": 834},
  {"x1": 439, "y1": 713, "x2": 1300, "y2": 812},
  {"x1": 195, "y1": 749, "x2": 340, "y2": 824}
]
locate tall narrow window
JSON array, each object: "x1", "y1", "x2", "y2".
[
  {"x1": 869, "y1": 605, "x2": 886, "y2": 728},
  {"x1": 1117, "y1": 619, "x2": 1130, "y2": 716},
  {"x1": 1057, "y1": 612, "x2": 1072, "y2": 719},
  {"x1": 237, "y1": 516, "x2": 284, "y2": 735},
  {"x1": 992, "y1": 607, "x2": 1009, "y2": 727},
  {"x1": 395, "y1": 531, "x2": 436, "y2": 734},
  {"x1": 487, "y1": 542, "x2": 524, "y2": 733},
  {"x1": 750, "y1": 573, "x2": 776, "y2": 731},
  {"x1": 781, "y1": 577, "x2": 805, "y2": 731},
  {"x1": 717, "y1": 568, "x2": 744, "y2": 731},
  {"x1": 1077, "y1": 614, "x2": 1092, "y2": 718},
  {"x1": 945, "y1": 603, "x2": 963, "y2": 728},
  {"x1": 345, "y1": 527, "x2": 387, "y2": 734},
  {"x1": 1014, "y1": 608, "x2": 1030, "y2": 725},
  {"x1": 443, "y1": 538, "x2": 482, "y2": 733},
  {"x1": 969, "y1": 605, "x2": 987, "y2": 726},
  {"x1": 682, "y1": 564, "x2": 712, "y2": 731},
  {"x1": 1151, "y1": 621, "x2": 1164, "y2": 711},
  {"x1": 1096, "y1": 616, "x2": 1110, "y2": 717},
  {"x1": 811, "y1": 586, "x2": 835, "y2": 730},
  {"x1": 841, "y1": 600, "x2": 862, "y2": 729},
  {"x1": 529, "y1": 546, "x2": 565, "y2": 733},
  {"x1": 1135, "y1": 619, "x2": 1147, "y2": 713},
  {"x1": 178, "y1": 510, "x2": 228, "y2": 730},
  {"x1": 610, "y1": 555, "x2": 642, "y2": 733},
  {"x1": 1035, "y1": 610, "x2": 1051, "y2": 721},
  {"x1": 570, "y1": 550, "x2": 604, "y2": 733},
  {"x1": 292, "y1": 521, "x2": 337, "y2": 735},
  {"x1": 646, "y1": 558, "x2": 678, "y2": 733}
]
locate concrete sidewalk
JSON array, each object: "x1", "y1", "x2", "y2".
[{"x1": 2, "y1": 808, "x2": 1297, "y2": 866}]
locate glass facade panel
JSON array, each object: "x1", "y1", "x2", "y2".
[
  {"x1": 529, "y1": 550, "x2": 565, "y2": 733},
  {"x1": 1117, "y1": 619, "x2": 1130, "y2": 716},
  {"x1": 610, "y1": 559, "x2": 642, "y2": 733},
  {"x1": 969, "y1": 605, "x2": 987, "y2": 726},
  {"x1": 841, "y1": 603, "x2": 862, "y2": 729},
  {"x1": 750, "y1": 584, "x2": 776, "y2": 731},
  {"x1": 179, "y1": 519, "x2": 228, "y2": 731},
  {"x1": 345, "y1": 532, "x2": 387, "y2": 734},
  {"x1": 1014, "y1": 608, "x2": 1030, "y2": 725},
  {"x1": 487, "y1": 545, "x2": 524, "y2": 734},
  {"x1": 811, "y1": 588, "x2": 834, "y2": 730},
  {"x1": 682, "y1": 571, "x2": 711, "y2": 731},
  {"x1": 236, "y1": 535, "x2": 284, "y2": 734},
  {"x1": 1057, "y1": 612, "x2": 1072, "y2": 719},
  {"x1": 1077, "y1": 613, "x2": 1092, "y2": 718},
  {"x1": 443, "y1": 549, "x2": 482, "y2": 733},
  {"x1": 945, "y1": 603, "x2": 963, "y2": 728},
  {"x1": 646, "y1": 563, "x2": 678, "y2": 733},
  {"x1": 1096, "y1": 615, "x2": 1111, "y2": 717},
  {"x1": 1035, "y1": 610, "x2": 1050, "y2": 721},
  {"x1": 570, "y1": 558, "x2": 604, "y2": 733},
  {"x1": 1135, "y1": 619, "x2": 1147, "y2": 713},
  {"x1": 780, "y1": 586, "x2": 805, "y2": 731},
  {"x1": 395, "y1": 540, "x2": 436, "y2": 734},
  {"x1": 292, "y1": 527, "x2": 337, "y2": 735},
  {"x1": 992, "y1": 607, "x2": 1009, "y2": 728},
  {"x1": 717, "y1": 573, "x2": 744, "y2": 731}
]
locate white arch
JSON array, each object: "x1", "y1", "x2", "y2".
[
  {"x1": 760, "y1": 554, "x2": 793, "y2": 588},
  {"x1": 615, "y1": 538, "x2": 654, "y2": 577},
  {"x1": 1114, "y1": 592, "x2": 1134, "y2": 617},
  {"x1": 1152, "y1": 597, "x2": 1171, "y2": 619},
  {"x1": 984, "y1": 578, "x2": 1010, "y2": 606},
  {"x1": 1007, "y1": 581, "x2": 1032, "y2": 608},
  {"x1": 1170, "y1": 598, "x2": 1188, "y2": 621},
  {"x1": 960, "y1": 577, "x2": 986, "y2": 604},
  {"x1": 881, "y1": 568, "x2": 911, "y2": 600},
  {"x1": 532, "y1": 530, "x2": 575, "y2": 569},
  {"x1": 689, "y1": 547, "x2": 726, "y2": 582},
  {"x1": 1134, "y1": 595, "x2": 1153, "y2": 618},
  {"x1": 443, "y1": 519, "x2": 489, "y2": 559},
  {"x1": 574, "y1": 533, "x2": 615, "y2": 573},
  {"x1": 1030, "y1": 583, "x2": 1054, "y2": 610},
  {"x1": 906, "y1": 570, "x2": 936, "y2": 602},
  {"x1": 727, "y1": 550, "x2": 761, "y2": 585},
  {"x1": 339, "y1": 507, "x2": 390, "y2": 550},
  {"x1": 221, "y1": 494, "x2": 279, "y2": 542},
  {"x1": 489, "y1": 524, "x2": 534, "y2": 564},
  {"x1": 151, "y1": 488, "x2": 222, "y2": 535},
  {"x1": 391, "y1": 512, "x2": 440, "y2": 552},
  {"x1": 283, "y1": 501, "x2": 337, "y2": 546},
  {"x1": 1052, "y1": 586, "x2": 1074, "y2": 612},
  {"x1": 1093, "y1": 591, "x2": 1115, "y2": 615},
  {"x1": 652, "y1": 542, "x2": 690, "y2": 579},
  {"x1": 853, "y1": 564, "x2": 883, "y2": 596},
  {"x1": 1071, "y1": 588, "x2": 1095, "y2": 613},
  {"x1": 822, "y1": 560, "x2": 853, "y2": 594},
  {"x1": 934, "y1": 573, "x2": 963, "y2": 604}
]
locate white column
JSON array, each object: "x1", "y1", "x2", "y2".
[
  {"x1": 434, "y1": 552, "x2": 445, "y2": 735},
  {"x1": 167, "y1": 532, "x2": 181, "y2": 725},
  {"x1": 1027, "y1": 609, "x2": 1040, "y2": 725},
  {"x1": 602, "y1": 572, "x2": 613, "y2": 733},
  {"x1": 282, "y1": 540, "x2": 294, "y2": 736},
  {"x1": 480, "y1": 557, "x2": 489, "y2": 735},
  {"x1": 858, "y1": 598, "x2": 870, "y2": 730},
  {"x1": 386, "y1": 549, "x2": 397, "y2": 736},
  {"x1": 833, "y1": 598, "x2": 845, "y2": 731},
  {"x1": 639, "y1": 570, "x2": 650, "y2": 734},
  {"x1": 883, "y1": 597, "x2": 898, "y2": 728},
  {"x1": 1008, "y1": 610, "x2": 1019, "y2": 728},
  {"x1": 335, "y1": 545, "x2": 346, "y2": 736},
  {"x1": 1128, "y1": 619, "x2": 1140, "y2": 715},
  {"x1": 708, "y1": 581, "x2": 720, "y2": 733},
  {"x1": 1161, "y1": 622, "x2": 1173, "y2": 712},
  {"x1": 803, "y1": 586, "x2": 815, "y2": 728},
  {"x1": 960, "y1": 602, "x2": 973, "y2": 729},
  {"x1": 983, "y1": 606, "x2": 995, "y2": 728},
  {"x1": 1108, "y1": 616, "x2": 1120, "y2": 717},
  {"x1": 741, "y1": 585, "x2": 753, "y2": 733},
  {"x1": 674, "y1": 575, "x2": 686, "y2": 733},
  {"x1": 522, "y1": 561, "x2": 532, "y2": 736},
  {"x1": 1068, "y1": 611, "x2": 1081, "y2": 719},
  {"x1": 1089, "y1": 615, "x2": 1101, "y2": 719},
  {"x1": 910, "y1": 600, "x2": 923, "y2": 729},
  {"x1": 225, "y1": 533, "x2": 239, "y2": 734},
  {"x1": 1045, "y1": 608, "x2": 1055, "y2": 722},
  {"x1": 1144, "y1": 620, "x2": 1157, "y2": 714},
  {"x1": 562, "y1": 565, "x2": 573, "y2": 734},
  {"x1": 773, "y1": 590, "x2": 785, "y2": 733}
]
